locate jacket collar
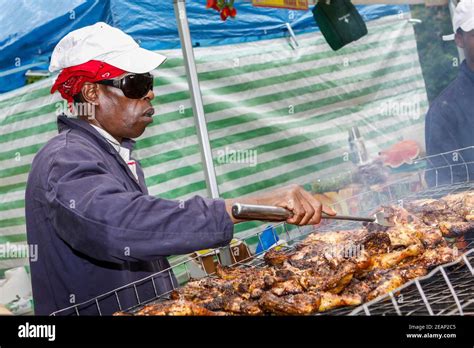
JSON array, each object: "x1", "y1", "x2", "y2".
[
  {"x1": 57, "y1": 115, "x2": 144, "y2": 191},
  {"x1": 57, "y1": 115, "x2": 136, "y2": 154}
]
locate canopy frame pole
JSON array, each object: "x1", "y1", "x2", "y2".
[{"x1": 173, "y1": 0, "x2": 220, "y2": 198}]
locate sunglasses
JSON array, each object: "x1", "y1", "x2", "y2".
[{"x1": 97, "y1": 73, "x2": 154, "y2": 99}]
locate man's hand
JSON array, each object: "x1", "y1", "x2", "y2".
[{"x1": 225, "y1": 184, "x2": 336, "y2": 225}]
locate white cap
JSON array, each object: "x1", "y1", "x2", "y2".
[
  {"x1": 453, "y1": 0, "x2": 474, "y2": 33},
  {"x1": 49, "y1": 22, "x2": 167, "y2": 73}
]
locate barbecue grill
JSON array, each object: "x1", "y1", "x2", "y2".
[{"x1": 50, "y1": 146, "x2": 474, "y2": 316}]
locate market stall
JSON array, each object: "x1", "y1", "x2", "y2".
[
  {"x1": 0, "y1": 0, "x2": 472, "y2": 318},
  {"x1": 47, "y1": 147, "x2": 474, "y2": 316}
]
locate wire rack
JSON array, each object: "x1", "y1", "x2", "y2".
[
  {"x1": 349, "y1": 249, "x2": 474, "y2": 316},
  {"x1": 50, "y1": 146, "x2": 474, "y2": 316}
]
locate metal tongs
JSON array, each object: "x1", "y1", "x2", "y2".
[{"x1": 232, "y1": 203, "x2": 394, "y2": 227}]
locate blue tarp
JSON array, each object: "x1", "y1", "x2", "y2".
[{"x1": 0, "y1": 0, "x2": 408, "y2": 93}]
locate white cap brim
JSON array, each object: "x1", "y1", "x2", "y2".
[
  {"x1": 104, "y1": 47, "x2": 167, "y2": 73},
  {"x1": 460, "y1": 18, "x2": 474, "y2": 33}
]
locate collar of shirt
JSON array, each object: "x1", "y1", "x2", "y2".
[{"x1": 89, "y1": 124, "x2": 139, "y2": 181}]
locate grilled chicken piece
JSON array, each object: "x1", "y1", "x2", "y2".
[
  {"x1": 269, "y1": 280, "x2": 304, "y2": 296},
  {"x1": 407, "y1": 193, "x2": 474, "y2": 226},
  {"x1": 297, "y1": 261, "x2": 356, "y2": 294},
  {"x1": 279, "y1": 242, "x2": 358, "y2": 291},
  {"x1": 318, "y1": 292, "x2": 363, "y2": 312},
  {"x1": 352, "y1": 249, "x2": 372, "y2": 274},
  {"x1": 382, "y1": 205, "x2": 420, "y2": 226},
  {"x1": 397, "y1": 264, "x2": 428, "y2": 280},
  {"x1": 438, "y1": 221, "x2": 474, "y2": 237},
  {"x1": 366, "y1": 271, "x2": 404, "y2": 301},
  {"x1": 260, "y1": 291, "x2": 364, "y2": 315},
  {"x1": 404, "y1": 193, "x2": 474, "y2": 237},
  {"x1": 303, "y1": 229, "x2": 368, "y2": 245},
  {"x1": 264, "y1": 248, "x2": 292, "y2": 267},
  {"x1": 355, "y1": 244, "x2": 456, "y2": 303},
  {"x1": 323, "y1": 272, "x2": 354, "y2": 294},
  {"x1": 370, "y1": 243, "x2": 424, "y2": 269},
  {"x1": 170, "y1": 276, "x2": 263, "y2": 315},
  {"x1": 413, "y1": 246, "x2": 456, "y2": 268},
  {"x1": 264, "y1": 242, "x2": 326, "y2": 269},
  {"x1": 417, "y1": 227, "x2": 446, "y2": 248},
  {"x1": 363, "y1": 261, "x2": 431, "y2": 302},
  {"x1": 441, "y1": 192, "x2": 474, "y2": 220},
  {"x1": 216, "y1": 265, "x2": 287, "y2": 299},
  {"x1": 341, "y1": 278, "x2": 372, "y2": 301},
  {"x1": 266, "y1": 233, "x2": 389, "y2": 294},
  {"x1": 344, "y1": 264, "x2": 426, "y2": 303},
  {"x1": 406, "y1": 198, "x2": 451, "y2": 225},
  {"x1": 133, "y1": 300, "x2": 220, "y2": 316},
  {"x1": 386, "y1": 226, "x2": 423, "y2": 248},
  {"x1": 405, "y1": 198, "x2": 462, "y2": 227},
  {"x1": 386, "y1": 225, "x2": 444, "y2": 249},
  {"x1": 302, "y1": 230, "x2": 374, "y2": 261},
  {"x1": 359, "y1": 232, "x2": 392, "y2": 254},
  {"x1": 170, "y1": 277, "x2": 234, "y2": 304},
  {"x1": 375, "y1": 204, "x2": 448, "y2": 248},
  {"x1": 265, "y1": 245, "x2": 358, "y2": 295},
  {"x1": 211, "y1": 295, "x2": 263, "y2": 315},
  {"x1": 217, "y1": 264, "x2": 307, "y2": 298},
  {"x1": 259, "y1": 292, "x2": 321, "y2": 315},
  {"x1": 215, "y1": 264, "x2": 263, "y2": 280},
  {"x1": 365, "y1": 206, "x2": 430, "y2": 249},
  {"x1": 454, "y1": 236, "x2": 469, "y2": 250}
]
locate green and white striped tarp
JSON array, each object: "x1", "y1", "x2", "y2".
[{"x1": 0, "y1": 14, "x2": 428, "y2": 276}]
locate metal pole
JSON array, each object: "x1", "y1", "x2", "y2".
[{"x1": 173, "y1": 0, "x2": 220, "y2": 198}]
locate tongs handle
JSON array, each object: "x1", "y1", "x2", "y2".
[
  {"x1": 231, "y1": 203, "x2": 375, "y2": 223},
  {"x1": 232, "y1": 203, "x2": 290, "y2": 221}
]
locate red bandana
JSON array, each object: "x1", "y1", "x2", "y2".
[{"x1": 51, "y1": 60, "x2": 126, "y2": 103}]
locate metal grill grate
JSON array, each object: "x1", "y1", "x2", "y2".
[
  {"x1": 349, "y1": 249, "x2": 474, "y2": 316},
  {"x1": 50, "y1": 147, "x2": 474, "y2": 316}
]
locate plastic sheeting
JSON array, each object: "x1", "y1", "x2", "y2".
[
  {"x1": 0, "y1": 0, "x2": 408, "y2": 93},
  {"x1": 0, "y1": 14, "x2": 428, "y2": 275}
]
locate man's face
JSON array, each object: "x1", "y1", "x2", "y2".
[
  {"x1": 93, "y1": 73, "x2": 155, "y2": 140},
  {"x1": 455, "y1": 29, "x2": 474, "y2": 66}
]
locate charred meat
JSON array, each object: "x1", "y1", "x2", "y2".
[{"x1": 118, "y1": 192, "x2": 470, "y2": 316}]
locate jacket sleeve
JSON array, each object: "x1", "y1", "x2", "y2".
[
  {"x1": 425, "y1": 104, "x2": 460, "y2": 157},
  {"x1": 45, "y1": 144, "x2": 234, "y2": 264},
  {"x1": 425, "y1": 103, "x2": 465, "y2": 186}
]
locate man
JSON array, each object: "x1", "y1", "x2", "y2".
[
  {"x1": 25, "y1": 22, "x2": 334, "y2": 315},
  {"x1": 425, "y1": 0, "x2": 474, "y2": 186}
]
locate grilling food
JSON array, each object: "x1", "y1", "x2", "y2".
[
  {"x1": 258, "y1": 292, "x2": 321, "y2": 315},
  {"x1": 405, "y1": 192, "x2": 474, "y2": 237},
  {"x1": 131, "y1": 299, "x2": 222, "y2": 316},
  {"x1": 116, "y1": 192, "x2": 473, "y2": 316}
]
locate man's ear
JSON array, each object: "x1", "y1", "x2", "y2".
[
  {"x1": 81, "y1": 82, "x2": 100, "y2": 106},
  {"x1": 455, "y1": 31, "x2": 465, "y2": 49}
]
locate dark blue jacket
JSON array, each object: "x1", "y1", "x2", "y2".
[
  {"x1": 25, "y1": 115, "x2": 233, "y2": 315},
  {"x1": 425, "y1": 60, "x2": 474, "y2": 186}
]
